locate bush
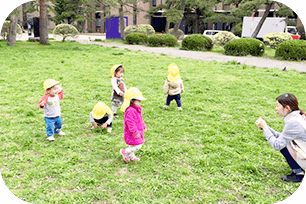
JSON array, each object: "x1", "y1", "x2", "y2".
[
  {"x1": 212, "y1": 31, "x2": 236, "y2": 47},
  {"x1": 124, "y1": 25, "x2": 147, "y2": 37},
  {"x1": 169, "y1": 28, "x2": 184, "y2": 40},
  {"x1": 125, "y1": 33, "x2": 148, "y2": 45},
  {"x1": 275, "y1": 40, "x2": 306, "y2": 60},
  {"x1": 233, "y1": 22, "x2": 242, "y2": 37},
  {"x1": 224, "y1": 38, "x2": 264, "y2": 56},
  {"x1": 1, "y1": 20, "x2": 22, "y2": 40},
  {"x1": 181, "y1": 34, "x2": 213, "y2": 51},
  {"x1": 138, "y1": 24, "x2": 155, "y2": 36},
  {"x1": 263, "y1": 32, "x2": 292, "y2": 48},
  {"x1": 53, "y1": 24, "x2": 79, "y2": 42},
  {"x1": 148, "y1": 34, "x2": 177, "y2": 47}
]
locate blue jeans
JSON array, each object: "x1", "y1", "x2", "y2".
[
  {"x1": 45, "y1": 116, "x2": 62, "y2": 137},
  {"x1": 280, "y1": 147, "x2": 304, "y2": 174},
  {"x1": 166, "y1": 94, "x2": 181, "y2": 107}
]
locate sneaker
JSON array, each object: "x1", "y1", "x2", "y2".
[
  {"x1": 177, "y1": 107, "x2": 183, "y2": 111},
  {"x1": 120, "y1": 148, "x2": 130, "y2": 162},
  {"x1": 56, "y1": 131, "x2": 65, "y2": 136},
  {"x1": 114, "y1": 113, "x2": 119, "y2": 118},
  {"x1": 46, "y1": 136, "x2": 55, "y2": 141},
  {"x1": 107, "y1": 127, "x2": 112, "y2": 133},
  {"x1": 163, "y1": 105, "x2": 169, "y2": 109},
  {"x1": 131, "y1": 157, "x2": 140, "y2": 162},
  {"x1": 281, "y1": 172, "x2": 304, "y2": 182}
]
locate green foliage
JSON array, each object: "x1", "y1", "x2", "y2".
[
  {"x1": 169, "y1": 28, "x2": 184, "y2": 40},
  {"x1": 125, "y1": 33, "x2": 148, "y2": 45},
  {"x1": 181, "y1": 34, "x2": 213, "y2": 51},
  {"x1": 212, "y1": 31, "x2": 236, "y2": 47},
  {"x1": 53, "y1": 24, "x2": 79, "y2": 42},
  {"x1": 148, "y1": 34, "x2": 177, "y2": 47},
  {"x1": 263, "y1": 32, "x2": 292, "y2": 48},
  {"x1": 224, "y1": 38, "x2": 265, "y2": 56},
  {"x1": 275, "y1": 40, "x2": 306, "y2": 60},
  {"x1": 1, "y1": 20, "x2": 22, "y2": 41},
  {"x1": 233, "y1": 22, "x2": 243, "y2": 37},
  {"x1": 124, "y1": 25, "x2": 147, "y2": 36},
  {"x1": 137, "y1": 24, "x2": 156, "y2": 36}
]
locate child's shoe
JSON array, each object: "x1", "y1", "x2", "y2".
[
  {"x1": 131, "y1": 157, "x2": 140, "y2": 162},
  {"x1": 46, "y1": 136, "x2": 55, "y2": 141},
  {"x1": 177, "y1": 107, "x2": 183, "y2": 111},
  {"x1": 163, "y1": 105, "x2": 169, "y2": 109},
  {"x1": 114, "y1": 113, "x2": 119, "y2": 118},
  {"x1": 120, "y1": 148, "x2": 130, "y2": 162},
  {"x1": 56, "y1": 131, "x2": 65, "y2": 136},
  {"x1": 107, "y1": 127, "x2": 112, "y2": 133}
]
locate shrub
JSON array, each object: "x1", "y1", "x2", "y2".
[
  {"x1": 263, "y1": 32, "x2": 292, "y2": 48},
  {"x1": 275, "y1": 40, "x2": 306, "y2": 60},
  {"x1": 125, "y1": 33, "x2": 148, "y2": 45},
  {"x1": 53, "y1": 24, "x2": 79, "y2": 42},
  {"x1": 148, "y1": 34, "x2": 177, "y2": 47},
  {"x1": 233, "y1": 22, "x2": 242, "y2": 37},
  {"x1": 224, "y1": 38, "x2": 264, "y2": 56},
  {"x1": 181, "y1": 34, "x2": 213, "y2": 51},
  {"x1": 1, "y1": 20, "x2": 22, "y2": 40},
  {"x1": 212, "y1": 31, "x2": 236, "y2": 47},
  {"x1": 124, "y1": 25, "x2": 146, "y2": 36},
  {"x1": 138, "y1": 24, "x2": 155, "y2": 36},
  {"x1": 169, "y1": 28, "x2": 184, "y2": 40}
]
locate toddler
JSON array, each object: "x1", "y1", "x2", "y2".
[
  {"x1": 38, "y1": 79, "x2": 65, "y2": 141},
  {"x1": 89, "y1": 102, "x2": 113, "y2": 133},
  {"x1": 120, "y1": 87, "x2": 146, "y2": 162},
  {"x1": 163, "y1": 63, "x2": 184, "y2": 110},
  {"x1": 110, "y1": 64, "x2": 127, "y2": 118}
]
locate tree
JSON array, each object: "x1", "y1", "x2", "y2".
[
  {"x1": 7, "y1": 10, "x2": 19, "y2": 46},
  {"x1": 251, "y1": 0, "x2": 273, "y2": 38},
  {"x1": 40, "y1": 0, "x2": 49, "y2": 44}
]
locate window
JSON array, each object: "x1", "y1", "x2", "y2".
[{"x1": 153, "y1": 0, "x2": 156, "y2": 7}]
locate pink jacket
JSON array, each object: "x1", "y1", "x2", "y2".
[{"x1": 124, "y1": 104, "x2": 146, "y2": 145}]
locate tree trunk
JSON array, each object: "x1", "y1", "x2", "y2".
[
  {"x1": 173, "y1": 0, "x2": 185, "y2": 35},
  {"x1": 7, "y1": 13, "x2": 17, "y2": 46},
  {"x1": 251, "y1": 2, "x2": 273, "y2": 38},
  {"x1": 119, "y1": 2, "x2": 125, "y2": 40},
  {"x1": 40, "y1": 0, "x2": 49, "y2": 44},
  {"x1": 195, "y1": 9, "x2": 200, "y2": 34},
  {"x1": 22, "y1": 3, "x2": 27, "y2": 30}
]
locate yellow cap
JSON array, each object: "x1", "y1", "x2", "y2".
[
  {"x1": 121, "y1": 87, "x2": 146, "y2": 112},
  {"x1": 111, "y1": 64, "x2": 123, "y2": 76},
  {"x1": 44, "y1": 79, "x2": 59, "y2": 90},
  {"x1": 167, "y1": 63, "x2": 181, "y2": 82},
  {"x1": 92, "y1": 102, "x2": 113, "y2": 119}
]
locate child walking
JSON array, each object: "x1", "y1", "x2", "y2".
[
  {"x1": 163, "y1": 63, "x2": 184, "y2": 110},
  {"x1": 38, "y1": 79, "x2": 65, "y2": 141},
  {"x1": 110, "y1": 64, "x2": 127, "y2": 118},
  {"x1": 120, "y1": 87, "x2": 146, "y2": 162},
  {"x1": 89, "y1": 102, "x2": 113, "y2": 133}
]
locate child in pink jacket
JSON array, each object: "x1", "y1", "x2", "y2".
[{"x1": 120, "y1": 87, "x2": 146, "y2": 162}]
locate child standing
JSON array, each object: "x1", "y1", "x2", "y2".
[
  {"x1": 89, "y1": 102, "x2": 113, "y2": 133},
  {"x1": 120, "y1": 87, "x2": 146, "y2": 162},
  {"x1": 38, "y1": 79, "x2": 65, "y2": 141},
  {"x1": 110, "y1": 64, "x2": 127, "y2": 118},
  {"x1": 163, "y1": 63, "x2": 184, "y2": 110}
]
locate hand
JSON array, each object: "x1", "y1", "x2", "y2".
[
  {"x1": 135, "y1": 134, "x2": 141, "y2": 138},
  {"x1": 255, "y1": 117, "x2": 268, "y2": 130},
  {"x1": 119, "y1": 92, "x2": 124, "y2": 97},
  {"x1": 101, "y1": 123, "x2": 107, "y2": 129},
  {"x1": 93, "y1": 122, "x2": 98, "y2": 128},
  {"x1": 39, "y1": 100, "x2": 46, "y2": 108}
]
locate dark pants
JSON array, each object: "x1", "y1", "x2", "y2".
[
  {"x1": 94, "y1": 116, "x2": 112, "y2": 127},
  {"x1": 280, "y1": 147, "x2": 303, "y2": 173},
  {"x1": 166, "y1": 94, "x2": 181, "y2": 107}
]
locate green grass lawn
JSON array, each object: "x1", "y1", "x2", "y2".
[{"x1": 0, "y1": 41, "x2": 305, "y2": 203}]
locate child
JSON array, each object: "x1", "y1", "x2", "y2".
[
  {"x1": 110, "y1": 64, "x2": 127, "y2": 118},
  {"x1": 163, "y1": 63, "x2": 184, "y2": 110},
  {"x1": 120, "y1": 87, "x2": 146, "y2": 162},
  {"x1": 89, "y1": 102, "x2": 113, "y2": 133},
  {"x1": 38, "y1": 79, "x2": 65, "y2": 141}
]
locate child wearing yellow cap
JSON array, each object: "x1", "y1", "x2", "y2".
[
  {"x1": 163, "y1": 63, "x2": 184, "y2": 110},
  {"x1": 90, "y1": 102, "x2": 113, "y2": 133},
  {"x1": 120, "y1": 87, "x2": 147, "y2": 162},
  {"x1": 38, "y1": 79, "x2": 65, "y2": 141},
  {"x1": 110, "y1": 64, "x2": 127, "y2": 118}
]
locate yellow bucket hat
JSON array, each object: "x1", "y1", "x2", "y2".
[
  {"x1": 167, "y1": 63, "x2": 181, "y2": 82},
  {"x1": 92, "y1": 102, "x2": 113, "y2": 119},
  {"x1": 121, "y1": 87, "x2": 146, "y2": 112},
  {"x1": 111, "y1": 64, "x2": 123, "y2": 76},
  {"x1": 44, "y1": 79, "x2": 59, "y2": 90}
]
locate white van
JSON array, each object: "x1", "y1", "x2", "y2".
[{"x1": 203, "y1": 30, "x2": 221, "y2": 39}]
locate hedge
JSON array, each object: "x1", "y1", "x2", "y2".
[
  {"x1": 212, "y1": 31, "x2": 236, "y2": 47},
  {"x1": 148, "y1": 34, "x2": 177, "y2": 47},
  {"x1": 275, "y1": 40, "x2": 306, "y2": 60},
  {"x1": 181, "y1": 34, "x2": 213, "y2": 51},
  {"x1": 224, "y1": 38, "x2": 264, "y2": 56},
  {"x1": 263, "y1": 32, "x2": 292, "y2": 48},
  {"x1": 125, "y1": 33, "x2": 148, "y2": 45}
]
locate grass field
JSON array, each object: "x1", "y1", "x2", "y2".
[{"x1": 0, "y1": 41, "x2": 305, "y2": 203}]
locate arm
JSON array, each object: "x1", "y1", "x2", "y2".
[
  {"x1": 180, "y1": 80, "x2": 184, "y2": 93},
  {"x1": 111, "y1": 78, "x2": 123, "y2": 95},
  {"x1": 57, "y1": 85, "x2": 64, "y2": 100},
  {"x1": 38, "y1": 94, "x2": 49, "y2": 108},
  {"x1": 163, "y1": 79, "x2": 169, "y2": 94},
  {"x1": 125, "y1": 110, "x2": 142, "y2": 137},
  {"x1": 89, "y1": 110, "x2": 95, "y2": 122},
  {"x1": 106, "y1": 114, "x2": 113, "y2": 125}
]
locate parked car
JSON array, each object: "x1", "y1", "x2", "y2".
[{"x1": 203, "y1": 30, "x2": 221, "y2": 39}]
